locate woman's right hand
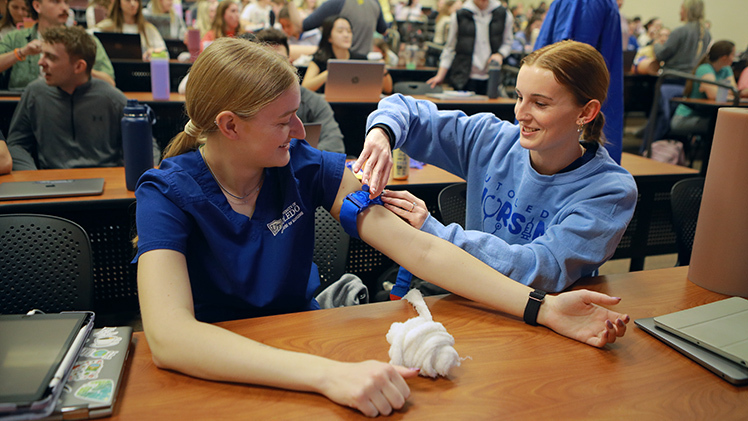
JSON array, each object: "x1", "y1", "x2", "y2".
[
  {"x1": 352, "y1": 127, "x2": 393, "y2": 198},
  {"x1": 318, "y1": 361, "x2": 418, "y2": 417}
]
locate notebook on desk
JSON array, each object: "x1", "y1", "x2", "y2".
[
  {"x1": 44, "y1": 326, "x2": 134, "y2": 420},
  {"x1": 0, "y1": 178, "x2": 105, "y2": 201},
  {"x1": 653, "y1": 297, "x2": 748, "y2": 368},
  {"x1": 93, "y1": 32, "x2": 142, "y2": 60},
  {"x1": 636, "y1": 317, "x2": 748, "y2": 385},
  {"x1": 325, "y1": 59, "x2": 384, "y2": 102}
]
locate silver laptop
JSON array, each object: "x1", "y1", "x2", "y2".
[
  {"x1": 0, "y1": 178, "x2": 105, "y2": 201},
  {"x1": 44, "y1": 326, "x2": 134, "y2": 420},
  {"x1": 325, "y1": 59, "x2": 384, "y2": 102},
  {"x1": 303, "y1": 123, "x2": 322, "y2": 149},
  {"x1": 653, "y1": 297, "x2": 748, "y2": 368},
  {"x1": 636, "y1": 317, "x2": 748, "y2": 385}
]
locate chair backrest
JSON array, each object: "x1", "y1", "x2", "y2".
[
  {"x1": 437, "y1": 182, "x2": 467, "y2": 228},
  {"x1": 393, "y1": 81, "x2": 443, "y2": 95},
  {"x1": 670, "y1": 177, "x2": 705, "y2": 266},
  {"x1": 313, "y1": 207, "x2": 350, "y2": 294},
  {"x1": 643, "y1": 70, "x2": 740, "y2": 157},
  {"x1": 0, "y1": 214, "x2": 94, "y2": 314}
]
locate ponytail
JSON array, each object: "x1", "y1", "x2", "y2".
[{"x1": 583, "y1": 112, "x2": 606, "y2": 146}]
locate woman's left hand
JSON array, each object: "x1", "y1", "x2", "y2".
[
  {"x1": 381, "y1": 189, "x2": 429, "y2": 229},
  {"x1": 540, "y1": 290, "x2": 629, "y2": 348}
]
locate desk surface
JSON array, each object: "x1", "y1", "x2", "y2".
[
  {"x1": 621, "y1": 152, "x2": 699, "y2": 176},
  {"x1": 111, "y1": 266, "x2": 746, "y2": 420},
  {"x1": 0, "y1": 167, "x2": 135, "y2": 206}
]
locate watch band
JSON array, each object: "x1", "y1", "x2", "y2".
[{"x1": 523, "y1": 289, "x2": 546, "y2": 326}]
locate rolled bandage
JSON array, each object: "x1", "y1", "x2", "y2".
[{"x1": 386, "y1": 289, "x2": 460, "y2": 377}]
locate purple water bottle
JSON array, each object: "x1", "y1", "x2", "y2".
[
  {"x1": 150, "y1": 51, "x2": 170, "y2": 101},
  {"x1": 121, "y1": 99, "x2": 154, "y2": 191}
]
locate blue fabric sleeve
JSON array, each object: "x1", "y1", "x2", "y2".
[{"x1": 420, "y1": 181, "x2": 635, "y2": 292}]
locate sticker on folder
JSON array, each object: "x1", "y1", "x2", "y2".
[
  {"x1": 80, "y1": 346, "x2": 120, "y2": 360},
  {"x1": 75, "y1": 379, "x2": 114, "y2": 403}
]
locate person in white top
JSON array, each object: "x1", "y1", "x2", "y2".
[
  {"x1": 95, "y1": 0, "x2": 167, "y2": 60},
  {"x1": 240, "y1": 0, "x2": 272, "y2": 32},
  {"x1": 426, "y1": 0, "x2": 513, "y2": 94}
]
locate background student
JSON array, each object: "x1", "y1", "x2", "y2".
[
  {"x1": 4, "y1": 26, "x2": 160, "y2": 172},
  {"x1": 200, "y1": 0, "x2": 242, "y2": 50},
  {"x1": 301, "y1": 15, "x2": 391, "y2": 94},
  {"x1": 0, "y1": 0, "x2": 115, "y2": 89},
  {"x1": 0, "y1": 0, "x2": 28, "y2": 41},
  {"x1": 135, "y1": 37, "x2": 629, "y2": 419},
  {"x1": 95, "y1": 0, "x2": 167, "y2": 60},
  {"x1": 143, "y1": 0, "x2": 188, "y2": 40},
  {"x1": 354, "y1": 40, "x2": 637, "y2": 293}
]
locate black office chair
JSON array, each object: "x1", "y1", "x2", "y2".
[
  {"x1": 0, "y1": 214, "x2": 94, "y2": 314},
  {"x1": 642, "y1": 69, "x2": 740, "y2": 164},
  {"x1": 670, "y1": 177, "x2": 705, "y2": 266},
  {"x1": 437, "y1": 182, "x2": 467, "y2": 228},
  {"x1": 393, "y1": 81, "x2": 443, "y2": 95},
  {"x1": 313, "y1": 207, "x2": 350, "y2": 294}
]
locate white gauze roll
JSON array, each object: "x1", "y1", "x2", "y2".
[{"x1": 386, "y1": 289, "x2": 460, "y2": 377}]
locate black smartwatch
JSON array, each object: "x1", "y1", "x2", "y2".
[{"x1": 523, "y1": 289, "x2": 546, "y2": 326}]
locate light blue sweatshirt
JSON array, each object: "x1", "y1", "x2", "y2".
[{"x1": 367, "y1": 94, "x2": 637, "y2": 292}]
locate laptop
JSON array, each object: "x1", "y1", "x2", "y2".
[
  {"x1": 303, "y1": 123, "x2": 321, "y2": 149},
  {"x1": 653, "y1": 297, "x2": 748, "y2": 368},
  {"x1": 93, "y1": 32, "x2": 143, "y2": 60},
  {"x1": 0, "y1": 178, "x2": 105, "y2": 201},
  {"x1": 0, "y1": 312, "x2": 95, "y2": 420},
  {"x1": 0, "y1": 89, "x2": 24, "y2": 97},
  {"x1": 44, "y1": 326, "x2": 134, "y2": 420},
  {"x1": 325, "y1": 59, "x2": 384, "y2": 102},
  {"x1": 636, "y1": 317, "x2": 748, "y2": 385}
]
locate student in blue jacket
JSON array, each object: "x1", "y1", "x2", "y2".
[
  {"x1": 355, "y1": 40, "x2": 638, "y2": 294},
  {"x1": 134, "y1": 37, "x2": 630, "y2": 418}
]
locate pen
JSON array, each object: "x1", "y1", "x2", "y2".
[{"x1": 47, "y1": 325, "x2": 88, "y2": 391}]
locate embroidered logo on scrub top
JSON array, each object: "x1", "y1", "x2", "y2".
[{"x1": 267, "y1": 202, "x2": 304, "y2": 236}]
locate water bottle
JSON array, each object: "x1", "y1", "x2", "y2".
[
  {"x1": 487, "y1": 60, "x2": 502, "y2": 99},
  {"x1": 150, "y1": 50, "x2": 170, "y2": 101},
  {"x1": 392, "y1": 149, "x2": 409, "y2": 180},
  {"x1": 187, "y1": 29, "x2": 201, "y2": 61},
  {"x1": 405, "y1": 43, "x2": 419, "y2": 70},
  {"x1": 121, "y1": 99, "x2": 154, "y2": 191}
]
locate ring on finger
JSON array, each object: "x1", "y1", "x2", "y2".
[{"x1": 409, "y1": 201, "x2": 416, "y2": 212}]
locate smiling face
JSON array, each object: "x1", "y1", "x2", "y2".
[
  {"x1": 235, "y1": 84, "x2": 304, "y2": 168},
  {"x1": 328, "y1": 18, "x2": 352, "y2": 50},
  {"x1": 514, "y1": 65, "x2": 591, "y2": 170}
]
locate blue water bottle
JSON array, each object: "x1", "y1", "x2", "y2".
[{"x1": 121, "y1": 99, "x2": 154, "y2": 191}]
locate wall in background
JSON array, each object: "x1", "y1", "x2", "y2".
[{"x1": 620, "y1": 0, "x2": 747, "y2": 55}]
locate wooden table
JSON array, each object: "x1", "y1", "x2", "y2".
[
  {"x1": 614, "y1": 153, "x2": 699, "y2": 270},
  {"x1": 111, "y1": 266, "x2": 746, "y2": 420}
]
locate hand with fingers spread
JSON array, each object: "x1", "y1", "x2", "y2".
[
  {"x1": 381, "y1": 189, "x2": 429, "y2": 229},
  {"x1": 352, "y1": 127, "x2": 392, "y2": 199},
  {"x1": 540, "y1": 290, "x2": 629, "y2": 348},
  {"x1": 319, "y1": 361, "x2": 419, "y2": 417}
]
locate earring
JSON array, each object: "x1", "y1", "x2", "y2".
[{"x1": 577, "y1": 121, "x2": 584, "y2": 133}]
